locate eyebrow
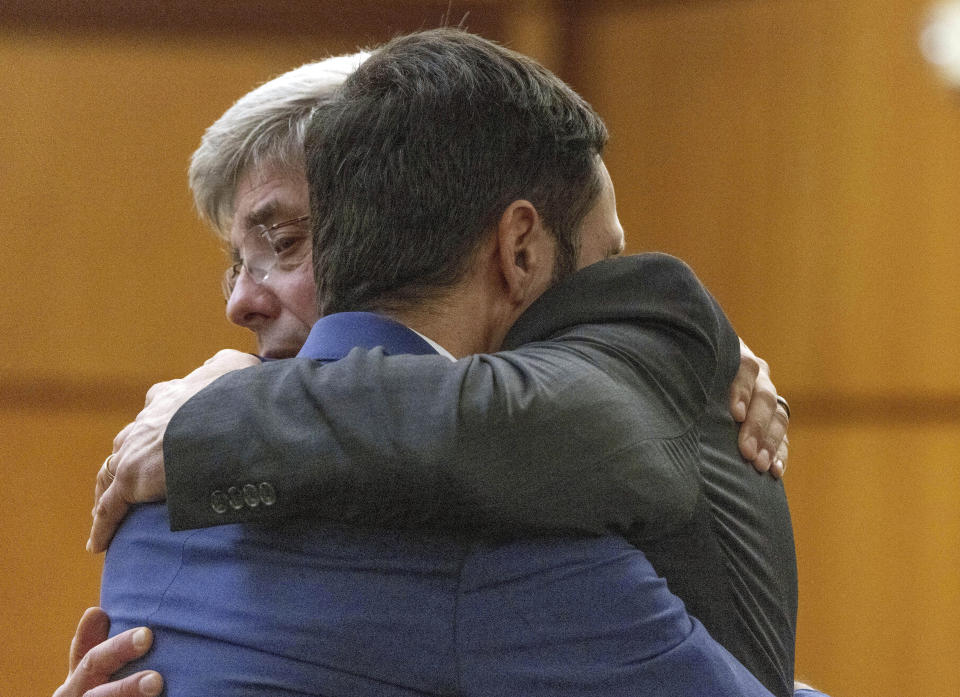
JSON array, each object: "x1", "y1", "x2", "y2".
[{"x1": 241, "y1": 199, "x2": 283, "y2": 232}]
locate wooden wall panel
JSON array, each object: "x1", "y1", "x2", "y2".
[
  {"x1": 570, "y1": 0, "x2": 960, "y2": 398},
  {"x1": 1, "y1": 7, "x2": 507, "y2": 399},
  {"x1": 2, "y1": 32, "x2": 323, "y2": 387},
  {"x1": 569, "y1": 1, "x2": 960, "y2": 695},
  {"x1": 1, "y1": 406, "x2": 119, "y2": 694},
  {"x1": 787, "y1": 419, "x2": 960, "y2": 695}
]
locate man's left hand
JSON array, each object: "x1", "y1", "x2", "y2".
[
  {"x1": 87, "y1": 349, "x2": 260, "y2": 553},
  {"x1": 729, "y1": 339, "x2": 790, "y2": 479}
]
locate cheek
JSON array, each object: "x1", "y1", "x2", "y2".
[
  {"x1": 277, "y1": 265, "x2": 319, "y2": 324},
  {"x1": 576, "y1": 238, "x2": 605, "y2": 270}
]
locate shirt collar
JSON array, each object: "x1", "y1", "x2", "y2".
[
  {"x1": 409, "y1": 328, "x2": 456, "y2": 361},
  {"x1": 297, "y1": 311, "x2": 442, "y2": 361}
]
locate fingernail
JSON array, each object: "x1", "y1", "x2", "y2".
[
  {"x1": 756, "y1": 450, "x2": 770, "y2": 471},
  {"x1": 773, "y1": 459, "x2": 785, "y2": 478},
  {"x1": 734, "y1": 401, "x2": 746, "y2": 421},
  {"x1": 139, "y1": 672, "x2": 163, "y2": 696},
  {"x1": 133, "y1": 627, "x2": 152, "y2": 651},
  {"x1": 85, "y1": 539, "x2": 92, "y2": 553}
]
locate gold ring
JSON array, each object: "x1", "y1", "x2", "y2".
[
  {"x1": 775, "y1": 395, "x2": 791, "y2": 419},
  {"x1": 102, "y1": 454, "x2": 117, "y2": 482}
]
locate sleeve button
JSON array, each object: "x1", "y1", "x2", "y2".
[
  {"x1": 258, "y1": 482, "x2": 277, "y2": 506},
  {"x1": 210, "y1": 490, "x2": 229, "y2": 514},
  {"x1": 243, "y1": 483, "x2": 260, "y2": 508},
  {"x1": 227, "y1": 486, "x2": 244, "y2": 510}
]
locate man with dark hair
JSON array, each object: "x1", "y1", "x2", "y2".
[
  {"x1": 307, "y1": 30, "x2": 607, "y2": 314},
  {"x1": 76, "y1": 28, "x2": 809, "y2": 697},
  {"x1": 266, "y1": 32, "x2": 798, "y2": 694}
]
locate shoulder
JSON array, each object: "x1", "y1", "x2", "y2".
[
  {"x1": 500, "y1": 253, "x2": 742, "y2": 442},
  {"x1": 504, "y1": 253, "x2": 729, "y2": 350}
]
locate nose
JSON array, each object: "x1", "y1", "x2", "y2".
[{"x1": 225, "y1": 267, "x2": 280, "y2": 331}]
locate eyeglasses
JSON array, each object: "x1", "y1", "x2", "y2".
[{"x1": 222, "y1": 215, "x2": 310, "y2": 300}]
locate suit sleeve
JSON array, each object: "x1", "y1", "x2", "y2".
[{"x1": 164, "y1": 254, "x2": 737, "y2": 534}]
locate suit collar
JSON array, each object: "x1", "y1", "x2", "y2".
[{"x1": 297, "y1": 311, "x2": 439, "y2": 361}]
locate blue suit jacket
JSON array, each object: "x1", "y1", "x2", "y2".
[{"x1": 103, "y1": 311, "x2": 774, "y2": 696}]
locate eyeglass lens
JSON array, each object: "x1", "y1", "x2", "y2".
[{"x1": 222, "y1": 216, "x2": 309, "y2": 300}]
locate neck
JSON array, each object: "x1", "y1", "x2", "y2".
[
  {"x1": 378, "y1": 238, "x2": 532, "y2": 357},
  {"x1": 386, "y1": 283, "x2": 510, "y2": 359}
]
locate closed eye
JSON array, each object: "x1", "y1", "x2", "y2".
[{"x1": 269, "y1": 229, "x2": 311, "y2": 266}]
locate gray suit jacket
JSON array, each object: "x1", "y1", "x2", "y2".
[{"x1": 164, "y1": 253, "x2": 797, "y2": 697}]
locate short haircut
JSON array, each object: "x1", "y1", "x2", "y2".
[
  {"x1": 306, "y1": 28, "x2": 608, "y2": 315},
  {"x1": 189, "y1": 52, "x2": 370, "y2": 238}
]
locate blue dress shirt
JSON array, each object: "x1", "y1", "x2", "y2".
[{"x1": 102, "y1": 311, "x2": 775, "y2": 696}]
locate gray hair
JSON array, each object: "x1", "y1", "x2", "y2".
[{"x1": 189, "y1": 52, "x2": 370, "y2": 237}]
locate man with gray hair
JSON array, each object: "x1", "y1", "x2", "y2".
[
  {"x1": 193, "y1": 51, "x2": 369, "y2": 360},
  {"x1": 56, "y1": 51, "x2": 372, "y2": 697},
  {"x1": 58, "y1": 35, "x2": 793, "y2": 697}
]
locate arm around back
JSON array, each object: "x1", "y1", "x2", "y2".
[{"x1": 164, "y1": 254, "x2": 733, "y2": 535}]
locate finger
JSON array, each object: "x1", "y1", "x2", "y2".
[
  {"x1": 143, "y1": 381, "x2": 163, "y2": 404},
  {"x1": 68, "y1": 608, "x2": 111, "y2": 674},
  {"x1": 81, "y1": 671, "x2": 163, "y2": 697},
  {"x1": 97, "y1": 423, "x2": 136, "y2": 506},
  {"x1": 93, "y1": 457, "x2": 118, "y2": 509},
  {"x1": 728, "y1": 377, "x2": 752, "y2": 423},
  {"x1": 204, "y1": 348, "x2": 236, "y2": 365},
  {"x1": 144, "y1": 377, "x2": 182, "y2": 406},
  {"x1": 54, "y1": 627, "x2": 154, "y2": 697},
  {"x1": 728, "y1": 354, "x2": 760, "y2": 424},
  {"x1": 204, "y1": 348, "x2": 260, "y2": 369},
  {"x1": 770, "y1": 459, "x2": 785, "y2": 479},
  {"x1": 773, "y1": 435, "x2": 789, "y2": 478},
  {"x1": 738, "y1": 389, "x2": 776, "y2": 467},
  {"x1": 755, "y1": 405, "x2": 789, "y2": 477},
  {"x1": 112, "y1": 422, "x2": 136, "y2": 456},
  {"x1": 88, "y1": 484, "x2": 132, "y2": 554},
  {"x1": 777, "y1": 435, "x2": 789, "y2": 468}
]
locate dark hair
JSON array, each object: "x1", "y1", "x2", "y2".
[{"x1": 306, "y1": 28, "x2": 608, "y2": 315}]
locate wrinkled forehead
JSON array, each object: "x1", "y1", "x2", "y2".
[{"x1": 226, "y1": 164, "x2": 310, "y2": 244}]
